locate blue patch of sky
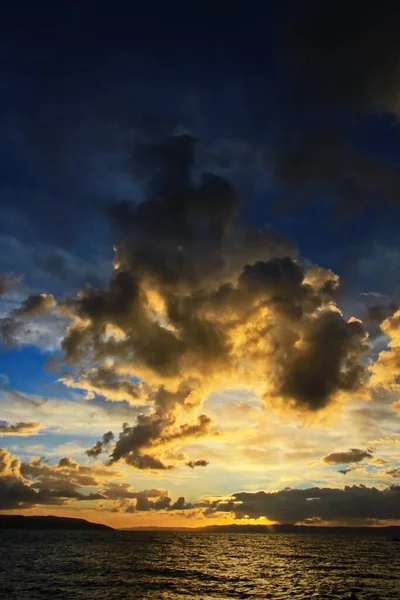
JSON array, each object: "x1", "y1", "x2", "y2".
[{"x1": 1, "y1": 347, "x2": 66, "y2": 398}]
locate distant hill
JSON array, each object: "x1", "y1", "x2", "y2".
[
  {"x1": 0, "y1": 515, "x2": 114, "y2": 531},
  {"x1": 200, "y1": 524, "x2": 400, "y2": 535},
  {"x1": 121, "y1": 523, "x2": 400, "y2": 535}
]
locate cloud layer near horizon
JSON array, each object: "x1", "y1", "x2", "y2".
[{"x1": 2, "y1": 446, "x2": 400, "y2": 526}]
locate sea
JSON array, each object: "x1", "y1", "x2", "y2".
[{"x1": 0, "y1": 531, "x2": 399, "y2": 600}]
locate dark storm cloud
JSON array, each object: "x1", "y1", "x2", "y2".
[
  {"x1": 215, "y1": 485, "x2": 400, "y2": 523},
  {"x1": 0, "y1": 421, "x2": 41, "y2": 436},
  {"x1": 275, "y1": 311, "x2": 367, "y2": 411},
  {"x1": 111, "y1": 134, "x2": 295, "y2": 293},
  {"x1": 286, "y1": 0, "x2": 400, "y2": 113},
  {"x1": 86, "y1": 431, "x2": 114, "y2": 458},
  {"x1": 276, "y1": 0, "x2": 400, "y2": 213},
  {"x1": 323, "y1": 448, "x2": 374, "y2": 465},
  {"x1": 187, "y1": 459, "x2": 209, "y2": 469},
  {"x1": 111, "y1": 134, "x2": 240, "y2": 289}
]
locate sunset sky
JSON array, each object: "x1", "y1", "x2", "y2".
[{"x1": 1, "y1": 0, "x2": 400, "y2": 529}]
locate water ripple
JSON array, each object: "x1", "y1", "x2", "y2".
[{"x1": 0, "y1": 531, "x2": 399, "y2": 599}]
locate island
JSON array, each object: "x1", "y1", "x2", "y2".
[{"x1": 0, "y1": 515, "x2": 114, "y2": 531}]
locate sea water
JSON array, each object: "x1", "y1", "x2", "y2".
[{"x1": 0, "y1": 530, "x2": 399, "y2": 599}]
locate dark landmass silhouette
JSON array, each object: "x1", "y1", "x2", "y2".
[
  {"x1": 0, "y1": 515, "x2": 114, "y2": 531},
  {"x1": 121, "y1": 523, "x2": 400, "y2": 535},
  {"x1": 2, "y1": 516, "x2": 399, "y2": 535}
]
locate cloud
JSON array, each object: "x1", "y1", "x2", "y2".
[
  {"x1": 361, "y1": 292, "x2": 386, "y2": 298},
  {"x1": 214, "y1": 485, "x2": 400, "y2": 523},
  {"x1": 338, "y1": 468, "x2": 353, "y2": 475},
  {"x1": 104, "y1": 490, "x2": 191, "y2": 513},
  {"x1": 61, "y1": 244, "x2": 366, "y2": 420},
  {"x1": 372, "y1": 458, "x2": 387, "y2": 466},
  {"x1": 385, "y1": 468, "x2": 400, "y2": 478},
  {"x1": 0, "y1": 447, "x2": 22, "y2": 478},
  {"x1": 370, "y1": 308, "x2": 400, "y2": 389},
  {"x1": 107, "y1": 410, "x2": 216, "y2": 470},
  {"x1": 187, "y1": 459, "x2": 209, "y2": 469},
  {"x1": 1, "y1": 448, "x2": 192, "y2": 513},
  {"x1": 0, "y1": 383, "x2": 48, "y2": 407},
  {"x1": 0, "y1": 385, "x2": 145, "y2": 437},
  {"x1": 0, "y1": 448, "x2": 112, "y2": 510},
  {"x1": 323, "y1": 448, "x2": 374, "y2": 465},
  {"x1": 12, "y1": 293, "x2": 56, "y2": 317},
  {"x1": 274, "y1": 1, "x2": 400, "y2": 217},
  {"x1": 59, "y1": 136, "x2": 297, "y2": 383},
  {"x1": 62, "y1": 367, "x2": 147, "y2": 405},
  {"x1": 101, "y1": 482, "x2": 167, "y2": 500},
  {"x1": 86, "y1": 431, "x2": 114, "y2": 458},
  {"x1": 364, "y1": 303, "x2": 399, "y2": 327},
  {"x1": 285, "y1": 0, "x2": 400, "y2": 114},
  {"x1": 0, "y1": 272, "x2": 22, "y2": 296},
  {"x1": 338, "y1": 465, "x2": 366, "y2": 476},
  {"x1": 0, "y1": 421, "x2": 42, "y2": 436},
  {"x1": 0, "y1": 446, "x2": 193, "y2": 513},
  {"x1": 20, "y1": 455, "x2": 118, "y2": 490},
  {"x1": 270, "y1": 310, "x2": 367, "y2": 411},
  {"x1": 99, "y1": 482, "x2": 177, "y2": 513},
  {"x1": 363, "y1": 303, "x2": 399, "y2": 339},
  {"x1": 53, "y1": 134, "x2": 372, "y2": 470},
  {"x1": 0, "y1": 291, "x2": 61, "y2": 349},
  {"x1": 95, "y1": 479, "x2": 196, "y2": 513}
]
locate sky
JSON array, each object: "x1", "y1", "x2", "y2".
[{"x1": 1, "y1": 0, "x2": 400, "y2": 529}]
